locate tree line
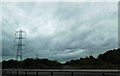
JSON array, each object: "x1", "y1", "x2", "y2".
[{"x1": 2, "y1": 48, "x2": 120, "y2": 69}]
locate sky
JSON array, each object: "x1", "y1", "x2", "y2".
[
  {"x1": 1, "y1": 0, "x2": 120, "y2": 2},
  {"x1": 1, "y1": 2, "x2": 118, "y2": 62}
]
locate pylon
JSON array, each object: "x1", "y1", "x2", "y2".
[{"x1": 14, "y1": 30, "x2": 26, "y2": 61}]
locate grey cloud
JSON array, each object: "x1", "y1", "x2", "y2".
[{"x1": 2, "y1": 2, "x2": 118, "y2": 62}]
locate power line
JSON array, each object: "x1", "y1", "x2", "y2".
[
  {"x1": 2, "y1": 2, "x2": 20, "y2": 27},
  {"x1": 2, "y1": 17, "x2": 16, "y2": 33}
]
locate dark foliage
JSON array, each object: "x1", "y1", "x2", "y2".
[
  {"x1": 2, "y1": 58, "x2": 61, "y2": 69},
  {"x1": 2, "y1": 49, "x2": 120, "y2": 69},
  {"x1": 98, "y1": 49, "x2": 120, "y2": 64}
]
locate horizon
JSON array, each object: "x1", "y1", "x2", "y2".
[{"x1": 2, "y1": 48, "x2": 119, "y2": 63}]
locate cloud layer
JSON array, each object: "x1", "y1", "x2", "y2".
[{"x1": 2, "y1": 2, "x2": 118, "y2": 62}]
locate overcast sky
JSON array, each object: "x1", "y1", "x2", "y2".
[{"x1": 2, "y1": 2, "x2": 118, "y2": 62}]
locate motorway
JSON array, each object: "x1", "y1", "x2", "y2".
[{"x1": 2, "y1": 69, "x2": 120, "y2": 76}]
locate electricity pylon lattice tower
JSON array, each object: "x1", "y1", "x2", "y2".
[{"x1": 14, "y1": 30, "x2": 26, "y2": 61}]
